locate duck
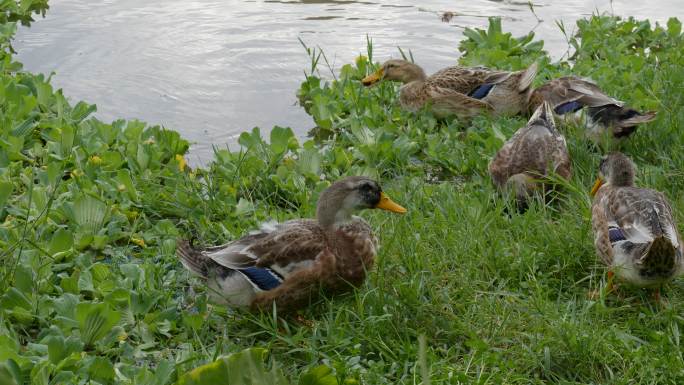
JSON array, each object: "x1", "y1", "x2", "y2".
[
  {"x1": 176, "y1": 176, "x2": 406, "y2": 311},
  {"x1": 361, "y1": 59, "x2": 538, "y2": 119},
  {"x1": 528, "y1": 77, "x2": 656, "y2": 142},
  {"x1": 590, "y1": 152, "x2": 683, "y2": 299},
  {"x1": 488, "y1": 101, "x2": 572, "y2": 209}
]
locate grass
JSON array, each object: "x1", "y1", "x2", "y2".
[{"x1": 0, "y1": 2, "x2": 683, "y2": 383}]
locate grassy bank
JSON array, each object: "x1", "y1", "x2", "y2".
[{"x1": 1, "y1": 2, "x2": 683, "y2": 383}]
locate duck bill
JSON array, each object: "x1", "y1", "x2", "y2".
[
  {"x1": 590, "y1": 178, "x2": 604, "y2": 197},
  {"x1": 376, "y1": 192, "x2": 407, "y2": 213},
  {"x1": 361, "y1": 68, "x2": 383, "y2": 86}
]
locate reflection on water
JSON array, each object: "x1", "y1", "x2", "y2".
[{"x1": 13, "y1": 0, "x2": 683, "y2": 165}]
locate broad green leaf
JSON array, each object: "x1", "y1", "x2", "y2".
[
  {"x1": 298, "y1": 365, "x2": 338, "y2": 385},
  {"x1": 0, "y1": 181, "x2": 12, "y2": 211},
  {"x1": 49, "y1": 228, "x2": 73, "y2": 256},
  {"x1": 177, "y1": 348, "x2": 289, "y2": 385},
  {"x1": 73, "y1": 194, "x2": 107, "y2": 234},
  {"x1": 75, "y1": 302, "x2": 121, "y2": 346}
]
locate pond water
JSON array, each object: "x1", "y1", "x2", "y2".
[{"x1": 13, "y1": 0, "x2": 683, "y2": 165}]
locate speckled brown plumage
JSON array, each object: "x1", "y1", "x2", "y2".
[
  {"x1": 488, "y1": 102, "x2": 572, "y2": 208},
  {"x1": 177, "y1": 176, "x2": 405, "y2": 312},
  {"x1": 363, "y1": 59, "x2": 538, "y2": 119},
  {"x1": 591, "y1": 153, "x2": 683, "y2": 287},
  {"x1": 528, "y1": 77, "x2": 656, "y2": 140}
]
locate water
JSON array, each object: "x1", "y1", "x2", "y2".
[{"x1": 13, "y1": 0, "x2": 683, "y2": 165}]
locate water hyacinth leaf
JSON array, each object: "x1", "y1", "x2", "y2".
[
  {"x1": 73, "y1": 195, "x2": 107, "y2": 234},
  {"x1": 13, "y1": 264, "x2": 33, "y2": 293},
  {"x1": 45, "y1": 335, "x2": 67, "y2": 364},
  {"x1": 87, "y1": 356, "x2": 115, "y2": 383},
  {"x1": 10, "y1": 113, "x2": 39, "y2": 137},
  {"x1": 234, "y1": 198, "x2": 254, "y2": 216},
  {"x1": 298, "y1": 365, "x2": 338, "y2": 385},
  {"x1": 270, "y1": 126, "x2": 295, "y2": 155},
  {"x1": 0, "y1": 288, "x2": 32, "y2": 311},
  {"x1": 116, "y1": 169, "x2": 138, "y2": 201},
  {"x1": 75, "y1": 302, "x2": 121, "y2": 346},
  {"x1": 0, "y1": 336, "x2": 23, "y2": 364},
  {"x1": 298, "y1": 147, "x2": 321, "y2": 177},
  {"x1": 0, "y1": 359, "x2": 21, "y2": 385},
  {"x1": 49, "y1": 228, "x2": 73, "y2": 256},
  {"x1": 177, "y1": 348, "x2": 289, "y2": 385},
  {"x1": 69, "y1": 101, "x2": 96, "y2": 123},
  {"x1": 0, "y1": 181, "x2": 12, "y2": 211}
]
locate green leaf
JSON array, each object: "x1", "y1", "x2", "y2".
[
  {"x1": 0, "y1": 288, "x2": 32, "y2": 311},
  {"x1": 0, "y1": 359, "x2": 21, "y2": 385},
  {"x1": 299, "y1": 365, "x2": 338, "y2": 385},
  {"x1": 177, "y1": 348, "x2": 289, "y2": 385},
  {"x1": 46, "y1": 335, "x2": 67, "y2": 364},
  {"x1": 75, "y1": 302, "x2": 121, "y2": 346},
  {"x1": 0, "y1": 181, "x2": 13, "y2": 211},
  {"x1": 270, "y1": 126, "x2": 294, "y2": 155},
  {"x1": 87, "y1": 356, "x2": 115, "y2": 383},
  {"x1": 49, "y1": 228, "x2": 73, "y2": 256},
  {"x1": 0, "y1": 336, "x2": 28, "y2": 366},
  {"x1": 73, "y1": 195, "x2": 107, "y2": 234}
]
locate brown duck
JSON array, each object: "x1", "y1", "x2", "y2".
[
  {"x1": 489, "y1": 101, "x2": 572, "y2": 209},
  {"x1": 362, "y1": 59, "x2": 538, "y2": 119},
  {"x1": 177, "y1": 176, "x2": 406, "y2": 311},
  {"x1": 590, "y1": 153, "x2": 682, "y2": 297},
  {"x1": 528, "y1": 77, "x2": 656, "y2": 142}
]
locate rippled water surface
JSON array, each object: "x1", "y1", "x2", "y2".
[{"x1": 14, "y1": 0, "x2": 683, "y2": 164}]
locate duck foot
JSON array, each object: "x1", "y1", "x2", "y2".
[
  {"x1": 587, "y1": 271, "x2": 617, "y2": 300},
  {"x1": 295, "y1": 314, "x2": 314, "y2": 328}
]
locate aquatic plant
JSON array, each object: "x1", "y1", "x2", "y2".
[{"x1": 1, "y1": 0, "x2": 683, "y2": 382}]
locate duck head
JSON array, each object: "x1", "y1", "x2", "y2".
[
  {"x1": 362, "y1": 59, "x2": 427, "y2": 86},
  {"x1": 591, "y1": 152, "x2": 636, "y2": 196},
  {"x1": 316, "y1": 176, "x2": 406, "y2": 228}
]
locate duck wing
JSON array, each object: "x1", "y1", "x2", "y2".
[
  {"x1": 205, "y1": 219, "x2": 327, "y2": 271},
  {"x1": 177, "y1": 219, "x2": 326, "y2": 279},
  {"x1": 428, "y1": 66, "x2": 513, "y2": 96},
  {"x1": 427, "y1": 86, "x2": 493, "y2": 118},
  {"x1": 531, "y1": 77, "x2": 622, "y2": 114},
  {"x1": 593, "y1": 187, "x2": 681, "y2": 267}
]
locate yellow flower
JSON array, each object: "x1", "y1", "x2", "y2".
[
  {"x1": 131, "y1": 237, "x2": 146, "y2": 247},
  {"x1": 89, "y1": 155, "x2": 102, "y2": 165},
  {"x1": 70, "y1": 169, "x2": 84, "y2": 178},
  {"x1": 175, "y1": 154, "x2": 187, "y2": 172}
]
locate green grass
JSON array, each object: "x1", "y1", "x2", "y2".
[{"x1": 1, "y1": 3, "x2": 684, "y2": 383}]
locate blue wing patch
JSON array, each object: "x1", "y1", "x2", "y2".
[
  {"x1": 554, "y1": 100, "x2": 584, "y2": 115},
  {"x1": 239, "y1": 267, "x2": 283, "y2": 291},
  {"x1": 608, "y1": 226, "x2": 626, "y2": 244},
  {"x1": 468, "y1": 84, "x2": 495, "y2": 99}
]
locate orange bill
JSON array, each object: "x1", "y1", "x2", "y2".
[
  {"x1": 590, "y1": 178, "x2": 604, "y2": 197},
  {"x1": 376, "y1": 192, "x2": 407, "y2": 213},
  {"x1": 361, "y1": 68, "x2": 384, "y2": 86}
]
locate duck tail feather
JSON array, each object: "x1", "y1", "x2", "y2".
[
  {"x1": 517, "y1": 61, "x2": 539, "y2": 92},
  {"x1": 616, "y1": 110, "x2": 657, "y2": 128},
  {"x1": 645, "y1": 235, "x2": 677, "y2": 261},
  {"x1": 177, "y1": 239, "x2": 209, "y2": 278}
]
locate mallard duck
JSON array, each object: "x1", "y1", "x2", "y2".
[
  {"x1": 488, "y1": 101, "x2": 572, "y2": 209},
  {"x1": 528, "y1": 77, "x2": 656, "y2": 142},
  {"x1": 590, "y1": 153, "x2": 682, "y2": 297},
  {"x1": 177, "y1": 176, "x2": 406, "y2": 311},
  {"x1": 361, "y1": 59, "x2": 538, "y2": 119}
]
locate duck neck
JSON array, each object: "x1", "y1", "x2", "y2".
[
  {"x1": 402, "y1": 65, "x2": 427, "y2": 83},
  {"x1": 316, "y1": 194, "x2": 356, "y2": 230}
]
